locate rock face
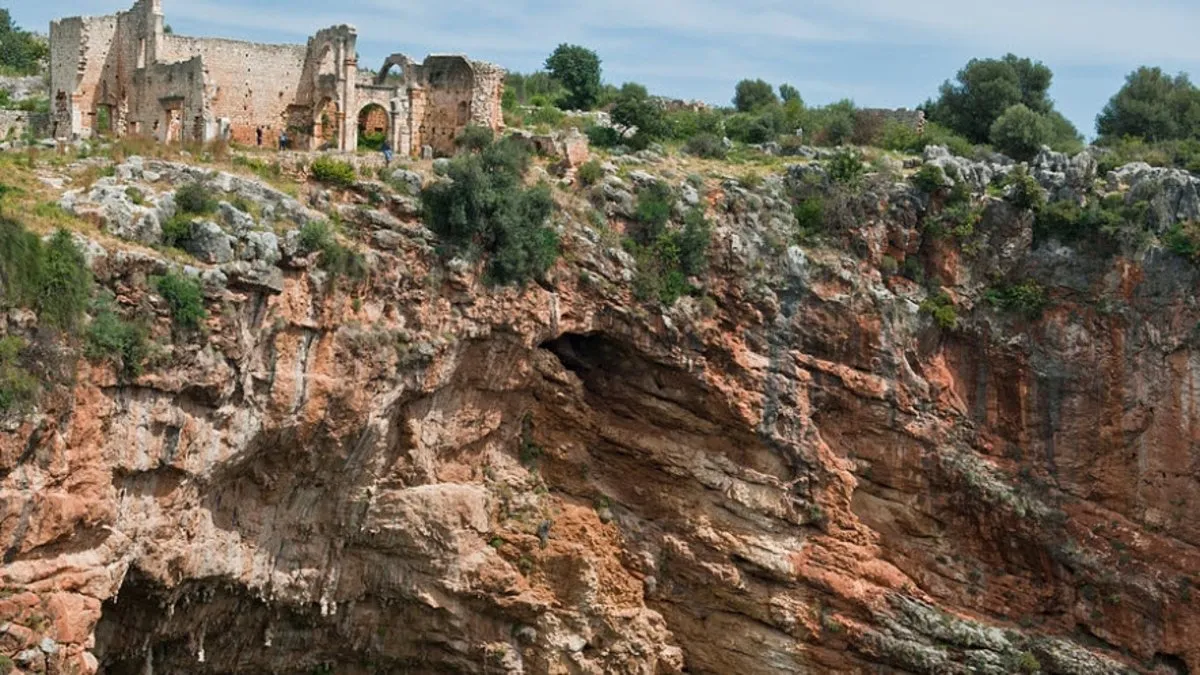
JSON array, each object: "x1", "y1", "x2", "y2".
[{"x1": 4, "y1": 151, "x2": 1200, "y2": 675}]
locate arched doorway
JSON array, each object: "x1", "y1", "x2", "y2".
[
  {"x1": 313, "y1": 98, "x2": 339, "y2": 150},
  {"x1": 357, "y1": 103, "x2": 389, "y2": 150}
]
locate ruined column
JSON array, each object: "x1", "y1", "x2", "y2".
[{"x1": 340, "y1": 37, "x2": 358, "y2": 153}]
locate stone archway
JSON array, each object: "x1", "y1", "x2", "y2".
[
  {"x1": 357, "y1": 103, "x2": 389, "y2": 150},
  {"x1": 313, "y1": 97, "x2": 339, "y2": 150}
]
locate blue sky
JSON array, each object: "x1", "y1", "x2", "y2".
[{"x1": 15, "y1": 0, "x2": 1200, "y2": 138}]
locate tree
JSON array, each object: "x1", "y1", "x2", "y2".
[
  {"x1": 734, "y1": 79, "x2": 779, "y2": 112},
  {"x1": 927, "y1": 54, "x2": 1056, "y2": 143},
  {"x1": 989, "y1": 104, "x2": 1053, "y2": 161},
  {"x1": 422, "y1": 137, "x2": 558, "y2": 285},
  {"x1": 779, "y1": 83, "x2": 802, "y2": 105},
  {"x1": 545, "y1": 44, "x2": 602, "y2": 111},
  {"x1": 1096, "y1": 67, "x2": 1200, "y2": 142},
  {"x1": 611, "y1": 83, "x2": 668, "y2": 149},
  {"x1": 0, "y1": 10, "x2": 47, "y2": 75}
]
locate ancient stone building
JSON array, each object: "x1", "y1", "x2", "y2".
[{"x1": 48, "y1": 0, "x2": 505, "y2": 156}]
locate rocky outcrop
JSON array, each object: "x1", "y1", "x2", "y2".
[{"x1": 4, "y1": 149, "x2": 1200, "y2": 674}]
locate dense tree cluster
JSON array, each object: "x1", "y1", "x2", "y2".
[
  {"x1": 1097, "y1": 67, "x2": 1200, "y2": 142},
  {"x1": 0, "y1": 10, "x2": 46, "y2": 76}
]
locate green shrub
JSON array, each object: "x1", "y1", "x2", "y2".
[
  {"x1": 154, "y1": 271, "x2": 207, "y2": 331},
  {"x1": 456, "y1": 124, "x2": 495, "y2": 152},
  {"x1": 37, "y1": 229, "x2": 91, "y2": 331},
  {"x1": 1165, "y1": 221, "x2": 1200, "y2": 258},
  {"x1": 827, "y1": 149, "x2": 864, "y2": 185},
  {"x1": 161, "y1": 214, "x2": 193, "y2": 249},
  {"x1": 725, "y1": 112, "x2": 779, "y2": 144},
  {"x1": 793, "y1": 197, "x2": 825, "y2": 243},
  {"x1": 526, "y1": 104, "x2": 566, "y2": 128},
  {"x1": 880, "y1": 120, "x2": 921, "y2": 152},
  {"x1": 666, "y1": 108, "x2": 724, "y2": 140},
  {"x1": 0, "y1": 336, "x2": 36, "y2": 413},
  {"x1": 125, "y1": 186, "x2": 146, "y2": 205},
  {"x1": 920, "y1": 292, "x2": 958, "y2": 329},
  {"x1": 576, "y1": 159, "x2": 604, "y2": 187},
  {"x1": 1015, "y1": 651, "x2": 1042, "y2": 674},
  {"x1": 918, "y1": 122, "x2": 977, "y2": 158},
  {"x1": 86, "y1": 303, "x2": 149, "y2": 379},
  {"x1": 913, "y1": 164, "x2": 948, "y2": 193},
  {"x1": 627, "y1": 207, "x2": 711, "y2": 306},
  {"x1": 1004, "y1": 167, "x2": 1046, "y2": 212},
  {"x1": 585, "y1": 124, "x2": 622, "y2": 148},
  {"x1": 902, "y1": 257, "x2": 926, "y2": 284},
  {"x1": 310, "y1": 156, "x2": 357, "y2": 187},
  {"x1": 985, "y1": 280, "x2": 1049, "y2": 318},
  {"x1": 879, "y1": 255, "x2": 899, "y2": 275},
  {"x1": 632, "y1": 181, "x2": 675, "y2": 245},
  {"x1": 928, "y1": 201, "x2": 983, "y2": 239},
  {"x1": 299, "y1": 220, "x2": 367, "y2": 280},
  {"x1": 1035, "y1": 194, "x2": 1139, "y2": 246},
  {"x1": 989, "y1": 103, "x2": 1054, "y2": 161},
  {"x1": 684, "y1": 133, "x2": 727, "y2": 159},
  {"x1": 174, "y1": 182, "x2": 218, "y2": 215},
  {"x1": 422, "y1": 137, "x2": 559, "y2": 285},
  {"x1": 0, "y1": 216, "x2": 44, "y2": 310}
]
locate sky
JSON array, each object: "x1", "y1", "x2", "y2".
[{"x1": 14, "y1": 0, "x2": 1200, "y2": 139}]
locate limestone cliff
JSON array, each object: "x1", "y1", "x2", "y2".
[{"x1": 2, "y1": 145, "x2": 1200, "y2": 675}]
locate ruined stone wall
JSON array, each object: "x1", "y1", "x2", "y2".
[
  {"x1": 415, "y1": 56, "x2": 475, "y2": 156},
  {"x1": 158, "y1": 35, "x2": 306, "y2": 145},
  {"x1": 128, "y1": 57, "x2": 206, "y2": 142},
  {"x1": 0, "y1": 110, "x2": 50, "y2": 140},
  {"x1": 469, "y1": 61, "x2": 505, "y2": 131},
  {"x1": 49, "y1": 15, "x2": 118, "y2": 137},
  {"x1": 49, "y1": 0, "x2": 163, "y2": 139}
]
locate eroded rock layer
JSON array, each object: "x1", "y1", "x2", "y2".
[{"x1": 3, "y1": 149, "x2": 1200, "y2": 674}]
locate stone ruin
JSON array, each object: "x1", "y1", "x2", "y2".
[{"x1": 48, "y1": 0, "x2": 505, "y2": 157}]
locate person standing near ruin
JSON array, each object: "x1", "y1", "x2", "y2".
[
  {"x1": 279, "y1": 130, "x2": 289, "y2": 151},
  {"x1": 381, "y1": 139, "x2": 393, "y2": 167}
]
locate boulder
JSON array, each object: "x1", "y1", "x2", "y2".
[
  {"x1": 389, "y1": 169, "x2": 424, "y2": 195},
  {"x1": 182, "y1": 220, "x2": 236, "y2": 264},
  {"x1": 219, "y1": 201, "x2": 257, "y2": 234},
  {"x1": 238, "y1": 230, "x2": 281, "y2": 265}
]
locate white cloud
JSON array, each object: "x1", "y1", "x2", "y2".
[{"x1": 813, "y1": 0, "x2": 1200, "y2": 64}]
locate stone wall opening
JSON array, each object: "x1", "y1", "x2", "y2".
[
  {"x1": 312, "y1": 97, "x2": 338, "y2": 150},
  {"x1": 357, "y1": 103, "x2": 388, "y2": 150},
  {"x1": 95, "y1": 105, "x2": 113, "y2": 135}
]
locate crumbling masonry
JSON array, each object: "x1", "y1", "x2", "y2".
[{"x1": 49, "y1": 0, "x2": 505, "y2": 156}]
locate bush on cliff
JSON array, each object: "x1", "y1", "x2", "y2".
[
  {"x1": 299, "y1": 220, "x2": 368, "y2": 281},
  {"x1": 422, "y1": 136, "x2": 559, "y2": 285},
  {"x1": 153, "y1": 271, "x2": 206, "y2": 332},
  {"x1": 625, "y1": 183, "x2": 712, "y2": 305},
  {"x1": 0, "y1": 336, "x2": 36, "y2": 413},
  {"x1": 86, "y1": 296, "x2": 149, "y2": 380},
  {"x1": 310, "y1": 156, "x2": 357, "y2": 188},
  {"x1": 174, "y1": 182, "x2": 218, "y2": 215},
  {"x1": 0, "y1": 220, "x2": 90, "y2": 331}
]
